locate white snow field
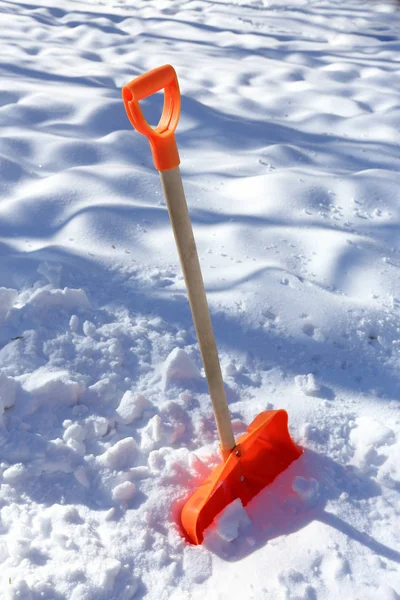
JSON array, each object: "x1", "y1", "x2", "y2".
[{"x1": 1, "y1": 0, "x2": 400, "y2": 597}]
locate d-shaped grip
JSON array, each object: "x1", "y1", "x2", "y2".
[{"x1": 122, "y1": 65, "x2": 181, "y2": 171}]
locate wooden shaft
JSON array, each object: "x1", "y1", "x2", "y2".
[{"x1": 159, "y1": 167, "x2": 235, "y2": 458}]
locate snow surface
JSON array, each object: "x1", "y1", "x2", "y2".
[{"x1": 1, "y1": 0, "x2": 400, "y2": 598}]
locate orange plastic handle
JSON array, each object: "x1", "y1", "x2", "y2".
[{"x1": 122, "y1": 65, "x2": 181, "y2": 171}]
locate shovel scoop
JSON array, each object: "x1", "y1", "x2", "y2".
[
  {"x1": 122, "y1": 65, "x2": 302, "y2": 545},
  {"x1": 181, "y1": 410, "x2": 301, "y2": 544}
]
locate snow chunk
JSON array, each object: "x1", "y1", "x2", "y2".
[
  {"x1": 213, "y1": 498, "x2": 251, "y2": 542},
  {"x1": 116, "y1": 392, "x2": 149, "y2": 425},
  {"x1": 108, "y1": 339, "x2": 124, "y2": 360},
  {"x1": 3, "y1": 463, "x2": 27, "y2": 484},
  {"x1": 93, "y1": 416, "x2": 109, "y2": 437},
  {"x1": 350, "y1": 416, "x2": 395, "y2": 468},
  {"x1": 141, "y1": 409, "x2": 186, "y2": 452},
  {"x1": 377, "y1": 442, "x2": 400, "y2": 489},
  {"x1": 43, "y1": 438, "x2": 81, "y2": 473},
  {"x1": 161, "y1": 348, "x2": 201, "y2": 390},
  {"x1": 292, "y1": 476, "x2": 320, "y2": 507},
  {"x1": 83, "y1": 320, "x2": 96, "y2": 337},
  {"x1": 112, "y1": 481, "x2": 136, "y2": 502},
  {"x1": 74, "y1": 466, "x2": 90, "y2": 488},
  {"x1": 28, "y1": 287, "x2": 91, "y2": 310},
  {"x1": 21, "y1": 367, "x2": 85, "y2": 414},
  {"x1": 0, "y1": 374, "x2": 20, "y2": 409},
  {"x1": 98, "y1": 437, "x2": 138, "y2": 470},
  {"x1": 147, "y1": 449, "x2": 166, "y2": 473},
  {"x1": 87, "y1": 378, "x2": 117, "y2": 403},
  {"x1": 63, "y1": 423, "x2": 86, "y2": 443},
  {"x1": 224, "y1": 361, "x2": 238, "y2": 378},
  {"x1": 66, "y1": 438, "x2": 86, "y2": 456},
  {"x1": 0, "y1": 287, "x2": 17, "y2": 324},
  {"x1": 295, "y1": 373, "x2": 321, "y2": 397},
  {"x1": 69, "y1": 314, "x2": 80, "y2": 332},
  {"x1": 141, "y1": 415, "x2": 162, "y2": 452}
]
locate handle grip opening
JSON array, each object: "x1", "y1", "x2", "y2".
[{"x1": 122, "y1": 65, "x2": 181, "y2": 171}]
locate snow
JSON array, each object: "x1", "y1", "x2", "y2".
[
  {"x1": 97, "y1": 437, "x2": 139, "y2": 470},
  {"x1": 211, "y1": 498, "x2": 251, "y2": 543},
  {"x1": 292, "y1": 476, "x2": 320, "y2": 508},
  {"x1": 112, "y1": 481, "x2": 137, "y2": 503},
  {"x1": 0, "y1": 374, "x2": 19, "y2": 409},
  {"x1": 295, "y1": 373, "x2": 321, "y2": 397},
  {"x1": 116, "y1": 391, "x2": 149, "y2": 425},
  {"x1": 0, "y1": 288, "x2": 17, "y2": 325},
  {"x1": 0, "y1": 0, "x2": 400, "y2": 598},
  {"x1": 161, "y1": 347, "x2": 201, "y2": 390}
]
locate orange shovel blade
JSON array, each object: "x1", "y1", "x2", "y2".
[{"x1": 181, "y1": 409, "x2": 302, "y2": 544}]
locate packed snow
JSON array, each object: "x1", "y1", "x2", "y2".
[{"x1": 0, "y1": 0, "x2": 399, "y2": 598}]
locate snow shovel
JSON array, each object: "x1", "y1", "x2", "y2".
[{"x1": 122, "y1": 65, "x2": 302, "y2": 545}]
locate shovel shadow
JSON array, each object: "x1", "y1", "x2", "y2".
[{"x1": 203, "y1": 449, "x2": 400, "y2": 565}]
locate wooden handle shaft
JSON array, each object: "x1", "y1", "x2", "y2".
[{"x1": 159, "y1": 167, "x2": 235, "y2": 458}]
